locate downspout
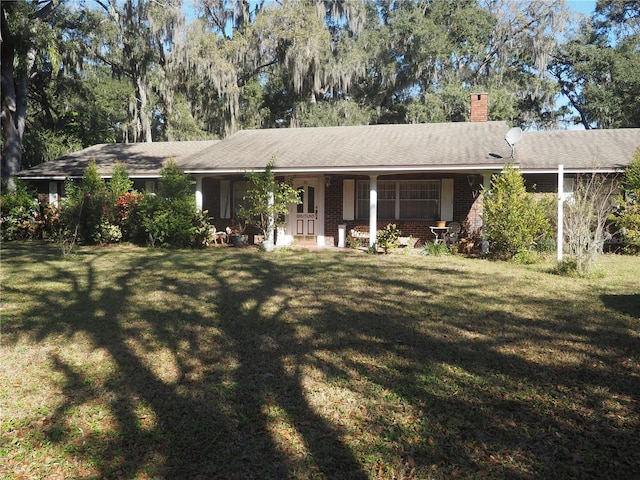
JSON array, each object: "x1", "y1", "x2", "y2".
[{"x1": 369, "y1": 174, "x2": 378, "y2": 249}]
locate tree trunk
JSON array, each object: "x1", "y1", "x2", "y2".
[
  {"x1": 1, "y1": 1, "x2": 58, "y2": 188},
  {"x1": 1, "y1": 9, "x2": 21, "y2": 190},
  {"x1": 136, "y1": 74, "x2": 153, "y2": 143}
]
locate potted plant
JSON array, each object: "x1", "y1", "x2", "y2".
[{"x1": 229, "y1": 218, "x2": 248, "y2": 247}]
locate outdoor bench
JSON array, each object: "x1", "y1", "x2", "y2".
[
  {"x1": 349, "y1": 226, "x2": 370, "y2": 245},
  {"x1": 349, "y1": 226, "x2": 417, "y2": 248}
]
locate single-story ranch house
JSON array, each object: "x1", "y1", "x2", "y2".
[{"x1": 17, "y1": 94, "x2": 640, "y2": 248}]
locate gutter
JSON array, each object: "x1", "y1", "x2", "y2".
[
  {"x1": 184, "y1": 164, "x2": 510, "y2": 175},
  {"x1": 17, "y1": 174, "x2": 163, "y2": 180}
]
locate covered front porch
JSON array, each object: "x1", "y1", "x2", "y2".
[{"x1": 192, "y1": 169, "x2": 496, "y2": 249}]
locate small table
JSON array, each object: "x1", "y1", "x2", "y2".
[{"x1": 429, "y1": 226, "x2": 450, "y2": 244}]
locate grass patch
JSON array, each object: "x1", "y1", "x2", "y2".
[{"x1": 1, "y1": 242, "x2": 639, "y2": 479}]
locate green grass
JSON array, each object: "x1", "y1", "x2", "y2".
[{"x1": 1, "y1": 242, "x2": 639, "y2": 479}]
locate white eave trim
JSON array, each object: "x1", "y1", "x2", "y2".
[
  {"x1": 17, "y1": 174, "x2": 162, "y2": 180},
  {"x1": 16, "y1": 175, "x2": 71, "y2": 181},
  {"x1": 519, "y1": 167, "x2": 625, "y2": 174},
  {"x1": 185, "y1": 164, "x2": 509, "y2": 175}
]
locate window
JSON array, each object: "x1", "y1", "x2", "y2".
[
  {"x1": 400, "y1": 181, "x2": 439, "y2": 219},
  {"x1": 233, "y1": 181, "x2": 250, "y2": 215},
  {"x1": 377, "y1": 181, "x2": 396, "y2": 219},
  {"x1": 356, "y1": 181, "x2": 370, "y2": 219},
  {"x1": 356, "y1": 180, "x2": 440, "y2": 220}
]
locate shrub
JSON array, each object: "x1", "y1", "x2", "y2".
[
  {"x1": 0, "y1": 178, "x2": 35, "y2": 213},
  {"x1": 136, "y1": 159, "x2": 210, "y2": 248},
  {"x1": 613, "y1": 204, "x2": 640, "y2": 254},
  {"x1": 1, "y1": 180, "x2": 60, "y2": 241},
  {"x1": 115, "y1": 191, "x2": 143, "y2": 242},
  {"x1": 483, "y1": 164, "x2": 549, "y2": 259},
  {"x1": 610, "y1": 147, "x2": 640, "y2": 254},
  {"x1": 512, "y1": 249, "x2": 542, "y2": 264},
  {"x1": 139, "y1": 195, "x2": 192, "y2": 248},
  {"x1": 346, "y1": 234, "x2": 361, "y2": 249},
  {"x1": 97, "y1": 220, "x2": 123, "y2": 243},
  {"x1": 60, "y1": 161, "x2": 136, "y2": 246},
  {"x1": 61, "y1": 161, "x2": 109, "y2": 245},
  {"x1": 564, "y1": 172, "x2": 619, "y2": 273},
  {"x1": 422, "y1": 241, "x2": 451, "y2": 256},
  {"x1": 1, "y1": 179, "x2": 33, "y2": 241},
  {"x1": 376, "y1": 223, "x2": 400, "y2": 254},
  {"x1": 554, "y1": 258, "x2": 581, "y2": 277}
]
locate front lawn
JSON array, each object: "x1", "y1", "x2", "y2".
[{"x1": 1, "y1": 243, "x2": 639, "y2": 479}]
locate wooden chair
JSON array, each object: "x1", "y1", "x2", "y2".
[{"x1": 212, "y1": 226, "x2": 227, "y2": 244}]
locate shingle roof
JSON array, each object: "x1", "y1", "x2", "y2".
[
  {"x1": 183, "y1": 121, "x2": 515, "y2": 173},
  {"x1": 16, "y1": 123, "x2": 640, "y2": 179},
  {"x1": 180, "y1": 123, "x2": 640, "y2": 174},
  {"x1": 515, "y1": 128, "x2": 640, "y2": 172},
  {"x1": 17, "y1": 140, "x2": 219, "y2": 179}
]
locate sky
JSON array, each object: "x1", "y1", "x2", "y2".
[{"x1": 566, "y1": 0, "x2": 597, "y2": 16}]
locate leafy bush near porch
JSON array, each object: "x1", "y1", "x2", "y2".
[
  {"x1": 61, "y1": 161, "x2": 132, "y2": 245},
  {"x1": 422, "y1": 240, "x2": 451, "y2": 256},
  {"x1": 376, "y1": 223, "x2": 401, "y2": 253},
  {"x1": 137, "y1": 159, "x2": 212, "y2": 248},
  {"x1": 0, "y1": 179, "x2": 59, "y2": 241},
  {"x1": 236, "y1": 157, "x2": 301, "y2": 247},
  {"x1": 610, "y1": 147, "x2": 640, "y2": 254},
  {"x1": 483, "y1": 164, "x2": 550, "y2": 259}
]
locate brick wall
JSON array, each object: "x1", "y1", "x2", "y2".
[
  {"x1": 470, "y1": 93, "x2": 488, "y2": 122},
  {"x1": 330, "y1": 173, "x2": 484, "y2": 245}
]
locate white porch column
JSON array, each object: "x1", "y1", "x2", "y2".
[
  {"x1": 481, "y1": 173, "x2": 492, "y2": 254},
  {"x1": 557, "y1": 164, "x2": 564, "y2": 262},
  {"x1": 48, "y1": 182, "x2": 60, "y2": 208},
  {"x1": 195, "y1": 175, "x2": 203, "y2": 211},
  {"x1": 369, "y1": 174, "x2": 378, "y2": 248},
  {"x1": 265, "y1": 190, "x2": 275, "y2": 252}
]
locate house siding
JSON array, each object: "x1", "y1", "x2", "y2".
[{"x1": 524, "y1": 174, "x2": 559, "y2": 193}]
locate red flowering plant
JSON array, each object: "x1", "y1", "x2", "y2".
[
  {"x1": 29, "y1": 203, "x2": 61, "y2": 240},
  {"x1": 115, "y1": 191, "x2": 143, "y2": 242},
  {"x1": 60, "y1": 161, "x2": 135, "y2": 246}
]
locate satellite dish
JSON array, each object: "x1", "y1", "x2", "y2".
[
  {"x1": 505, "y1": 127, "x2": 522, "y2": 146},
  {"x1": 505, "y1": 127, "x2": 523, "y2": 158}
]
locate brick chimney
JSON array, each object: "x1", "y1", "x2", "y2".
[{"x1": 470, "y1": 93, "x2": 488, "y2": 122}]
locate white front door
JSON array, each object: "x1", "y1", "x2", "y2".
[
  {"x1": 280, "y1": 177, "x2": 325, "y2": 246},
  {"x1": 295, "y1": 181, "x2": 318, "y2": 236}
]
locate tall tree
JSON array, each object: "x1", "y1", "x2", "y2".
[
  {"x1": 1, "y1": 0, "x2": 60, "y2": 188},
  {"x1": 91, "y1": 0, "x2": 184, "y2": 142},
  {"x1": 551, "y1": 0, "x2": 640, "y2": 128}
]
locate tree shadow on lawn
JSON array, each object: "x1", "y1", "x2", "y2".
[
  {"x1": 4, "y1": 248, "x2": 369, "y2": 479},
  {"x1": 600, "y1": 293, "x2": 640, "y2": 318},
  {"x1": 304, "y1": 269, "x2": 640, "y2": 478},
  {"x1": 3, "y1": 246, "x2": 640, "y2": 479}
]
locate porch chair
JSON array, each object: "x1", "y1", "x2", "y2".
[
  {"x1": 212, "y1": 226, "x2": 227, "y2": 244},
  {"x1": 445, "y1": 222, "x2": 461, "y2": 245}
]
